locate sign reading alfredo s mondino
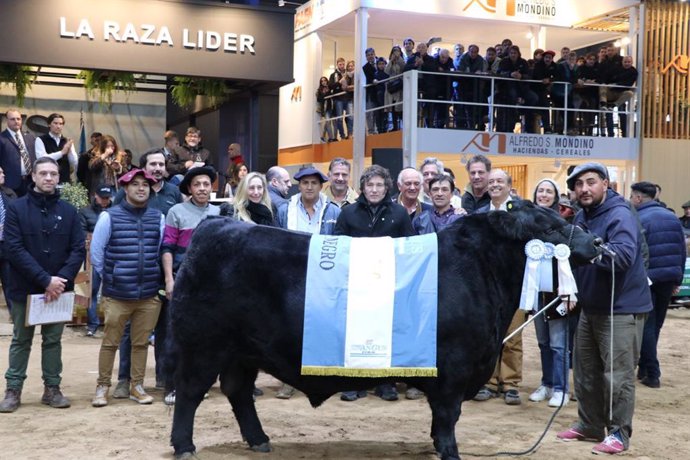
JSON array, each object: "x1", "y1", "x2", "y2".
[{"x1": 0, "y1": 0, "x2": 294, "y2": 83}]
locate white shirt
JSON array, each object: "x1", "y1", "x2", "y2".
[
  {"x1": 489, "y1": 196, "x2": 512, "y2": 211},
  {"x1": 35, "y1": 133, "x2": 78, "y2": 167}
]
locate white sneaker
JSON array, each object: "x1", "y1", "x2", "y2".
[
  {"x1": 164, "y1": 390, "x2": 176, "y2": 406},
  {"x1": 548, "y1": 391, "x2": 570, "y2": 407},
  {"x1": 528, "y1": 385, "x2": 553, "y2": 402},
  {"x1": 92, "y1": 385, "x2": 109, "y2": 407}
]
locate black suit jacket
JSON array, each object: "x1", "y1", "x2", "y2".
[{"x1": 0, "y1": 129, "x2": 37, "y2": 192}]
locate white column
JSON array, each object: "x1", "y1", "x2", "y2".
[
  {"x1": 402, "y1": 70, "x2": 419, "y2": 168},
  {"x1": 312, "y1": 32, "x2": 324, "y2": 146},
  {"x1": 634, "y1": 3, "x2": 644, "y2": 140},
  {"x1": 353, "y1": 7, "x2": 368, "y2": 183},
  {"x1": 537, "y1": 26, "x2": 546, "y2": 51}
]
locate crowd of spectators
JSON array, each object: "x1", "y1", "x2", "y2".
[{"x1": 317, "y1": 39, "x2": 638, "y2": 139}]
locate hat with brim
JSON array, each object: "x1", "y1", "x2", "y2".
[
  {"x1": 95, "y1": 184, "x2": 113, "y2": 198},
  {"x1": 294, "y1": 166, "x2": 328, "y2": 183},
  {"x1": 682, "y1": 200, "x2": 690, "y2": 209},
  {"x1": 543, "y1": 50, "x2": 556, "y2": 57},
  {"x1": 179, "y1": 166, "x2": 217, "y2": 195},
  {"x1": 566, "y1": 162, "x2": 609, "y2": 191},
  {"x1": 118, "y1": 168, "x2": 157, "y2": 187}
]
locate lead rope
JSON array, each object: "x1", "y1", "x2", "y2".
[{"x1": 608, "y1": 254, "x2": 615, "y2": 425}]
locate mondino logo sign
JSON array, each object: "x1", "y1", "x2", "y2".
[
  {"x1": 661, "y1": 54, "x2": 689, "y2": 74},
  {"x1": 461, "y1": 133, "x2": 507, "y2": 154}
]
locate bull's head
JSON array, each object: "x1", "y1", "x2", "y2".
[{"x1": 486, "y1": 201, "x2": 601, "y2": 264}]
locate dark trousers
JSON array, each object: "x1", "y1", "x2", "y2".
[
  {"x1": 638, "y1": 281, "x2": 675, "y2": 381},
  {"x1": 118, "y1": 322, "x2": 132, "y2": 381},
  {"x1": 154, "y1": 297, "x2": 171, "y2": 386},
  {"x1": 0, "y1": 255, "x2": 13, "y2": 313}
]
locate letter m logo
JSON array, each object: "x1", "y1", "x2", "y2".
[{"x1": 461, "y1": 133, "x2": 507, "y2": 154}]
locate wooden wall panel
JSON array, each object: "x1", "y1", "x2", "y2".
[{"x1": 644, "y1": 0, "x2": 690, "y2": 139}]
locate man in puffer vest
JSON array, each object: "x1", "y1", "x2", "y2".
[{"x1": 89, "y1": 168, "x2": 165, "y2": 407}]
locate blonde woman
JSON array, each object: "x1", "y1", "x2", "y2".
[{"x1": 220, "y1": 172, "x2": 275, "y2": 226}]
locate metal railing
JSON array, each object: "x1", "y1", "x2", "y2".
[{"x1": 315, "y1": 70, "x2": 637, "y2": 141}]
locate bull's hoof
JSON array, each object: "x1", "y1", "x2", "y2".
[
  {"x1": 250, "y1": 441, "x2": 273, "y2": 453},
  {"x1": 175, "y1": 452, "x2": 199, "y2": 459}
]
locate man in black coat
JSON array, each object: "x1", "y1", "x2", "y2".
[
  {"x1": 335, "y1": 164, "x2": 415, "y2": 402},
  {"x1": 0, "y1": 157, "x2": 85, "y2": 413},
  {"x1": 0, "y1": 108, "x2": 37, "y2": 196}
]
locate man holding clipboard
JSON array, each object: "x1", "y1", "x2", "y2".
[{"x1": 0, "y1": 157, "x2": 85, "y2": 413}]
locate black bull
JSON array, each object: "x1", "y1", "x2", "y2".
[{"x1": 169, "y1": 202, "x2": 600, "y2": 460}]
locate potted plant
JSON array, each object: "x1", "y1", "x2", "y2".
[
  {"x1": 171, "y1": 77, "x2": 227, "y2": 109},
  {"x1": 77, "y1": 70, "x2": 139, "y2": 106},
  {"x1": 0, "y1": 63, "x2": 33, "y2": 106}
]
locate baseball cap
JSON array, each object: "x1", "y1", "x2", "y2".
[{"x1": 95, "y1": 184, "x2": 113, "y2": 198}]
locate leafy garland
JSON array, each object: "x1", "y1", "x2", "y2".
[
  {"x1": 171, "y1": 77, "x2": 227, "y2": 109},
  {"x1": 0, "y1": 64, "x2": 33, "y2": 106},
  {"x1": 60, "y1": 182, "x2": 90, "y2": 210},
  {"x1": 77, "y1": 70, "x2": 138, "y2": 106}
]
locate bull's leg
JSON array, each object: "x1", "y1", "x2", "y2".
[
  {"x1": 171, "y1": 352, "x2": 221, "y2": 458},
  {"x1": 219, "y1": 366, "x2": 271, "y2": 452},
  {"x1": 427, "y1": 394, "x2": 462, "y2": 460}
]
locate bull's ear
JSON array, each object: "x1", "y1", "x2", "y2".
[{"x1": 486, "y1": 210, "x2": 524, "y2": 240}]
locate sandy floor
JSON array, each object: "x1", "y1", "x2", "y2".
[{"x1": 0, "y1": 307, "x2": 688, "y2": 460}]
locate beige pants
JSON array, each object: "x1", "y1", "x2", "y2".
[
  {"x1": 487, "y1": 310, "x2": 527, "y2": 392},
  {"x1": 97, "y1": 296, "x2": 161, "y2": 387}
]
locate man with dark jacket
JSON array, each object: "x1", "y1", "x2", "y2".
[
  {"x1": 90, "y1": 169, "x2": 165, "y2": 407},
  {"x1": 461, "y1": 154, "x2": 491, "y2": 213},
  {"x1": 34, "y1": 113, "x2": 78, "y2": 184},
  {"x1": 0, "y1": 108, "x2": 37, "y2": 196},
  {"x1": 404, "y1": 42, "x2": 438, "y2": 128},
  {"x1": 600, "y1": 56, "x2": 638, "y2": 137},
  {"x1": 496, "y1": 45, "x2": 538, "y2": 133},
  {"x1": 0, "y1": 157, "x2": 85, "y2": 413},
  {"x1": 557, "y1": 163, "x2": 652, "y2": 455},
  {"x1": 363, "y1": 48, "x2": 378, "y2": 135},
  {"x1": 78, "y1": 184, "x2": 114, "y2": 336},
  {"x1": 167, "y1": 127, "x2": 213, "y2": 181},
  {"x1": 530, "y1": 50, "x2": 558, "y2": 133},
  {"x1": 630, "y1": 181, "x2": 686, "y2": 388},
  {"x1": 335, "y1": 164, "x2": 415, "y2": 402}
]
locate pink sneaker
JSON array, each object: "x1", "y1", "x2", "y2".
[
  {"x1": 556, "y1": 427, "x2": 587, "y2": 441},
  {"x1": 592, "y1": 434, "x2": 626, "y2": 455}
]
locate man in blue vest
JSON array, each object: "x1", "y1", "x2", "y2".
[
  {"x1": 34, "y1": 113, "x2": 78, "y2": 185},
  {"x1": 89, "y1": 168, "x2": 165, "y2": 407},
  {"x1": 0, "y1": 157, "x2": 85, "y2": 413}
]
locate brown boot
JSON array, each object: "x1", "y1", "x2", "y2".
[
  {"x1": 0, "y1": 388, "x2": 21, "y2": 413},
  {"x1": 41, "y1": 385, "x2": 71, "y2": 408}
]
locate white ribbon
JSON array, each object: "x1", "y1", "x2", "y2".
[
  {"x1": 519, "y1": 240, "x2": 546, "y2": 311},
  {"x1": 554, "y1": 243, "x2": 578, "y2": 314}
]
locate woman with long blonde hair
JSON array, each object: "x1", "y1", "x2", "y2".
[{"x1": 220, "y1": 172, "x2": 275, "y2": 226}]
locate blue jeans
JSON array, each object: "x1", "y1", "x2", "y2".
[
  {"x1": 118, "y1": 322, "x2": 131, "y2": 381},
  {"x1": 87, "y1": 268, "x2": 101, "y2": 333},
  {"x1": 534, "y1": 315, "x2": 569, "y2": 392},
  {"x1": 333, "y1": 99, "x2": 347, "y2": 139},
  {"x1": 638, "y1": 281, "x2": 674, "y2": 380}
]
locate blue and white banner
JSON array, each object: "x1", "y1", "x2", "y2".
[{"x1": 301, "y1": 234, "x2": 438, "y2": 377}]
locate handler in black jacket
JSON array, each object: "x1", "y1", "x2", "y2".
[
  {"x1": 335, "y1": 164, "x2": 415, "y2": 402},
  {"x1": 0, "y1": 157, "x2": 85, "y2": 413}
]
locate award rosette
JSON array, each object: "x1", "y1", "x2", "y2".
[
  {"x1": 555, "y1": 243, "x2": 578, "y2": 304},
  {"x1": 520, "y1": 239, "x2": 546, "y2": 311}
]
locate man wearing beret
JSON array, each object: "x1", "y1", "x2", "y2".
[
  {"x1": 90, "y1": 169, "x2": 165, "y2": 407},
  {"x1": 275, "y1": 166, "x2": 340, "y2": 399},
  {"x1": 557, "y1": 162, "x2": 652, "y2": 455}
]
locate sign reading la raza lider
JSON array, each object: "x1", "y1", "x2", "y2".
[
  {"x1": 418, "y1": 130, "x2": 638, "y2": 160},
  {"x1": 59, "y1": 17, "x2": 255, "y2": 54}
]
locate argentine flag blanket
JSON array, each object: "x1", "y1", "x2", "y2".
[{"x1": 301, "y1": 233, "x2": 438, "y2": 377}]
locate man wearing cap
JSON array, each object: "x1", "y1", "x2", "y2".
[
  {"x1": 556, "y1": 162, "x2": 652, "y2": 455},
  {"x1": 0, "y1": 157, "x2": 85, "y2": 413},
  {"x1": 111, "y1": 149, "x2": 182, "y2": 399},
  {"x1": 680, "y1": 200, "x2": 690, "y2": 232},
  {"x1": 275, "y1": 166, "x2": 340, "y2": 399},
  {"x1": 79, "y1": 183, "x2": 114, "y2": 337},
  {"x1": 629, "y1": 182, "x2": 686, "y2": 388},
  {"x1": 90, "y1": 168, "x2": 165, "y2": 407},
  {"x1": 159, "y1": 167, "x2": 220, "y2": 405},
  {"x1": 276, "y1": 166, "x2": 341, "y2": 235}
]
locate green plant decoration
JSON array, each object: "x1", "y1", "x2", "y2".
[
  {"x1": 77, "y1": 70, "x2": 138, "y2": 106},
  {"x1": 171, "y1": 77, "x2": 227, "y2": 109},
  {"x1": 60, "y1": 182, "x2": 90, "y2": 210},
  {"x1": 0, "y1": 64, "x2": 33, "y2": 106}
]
